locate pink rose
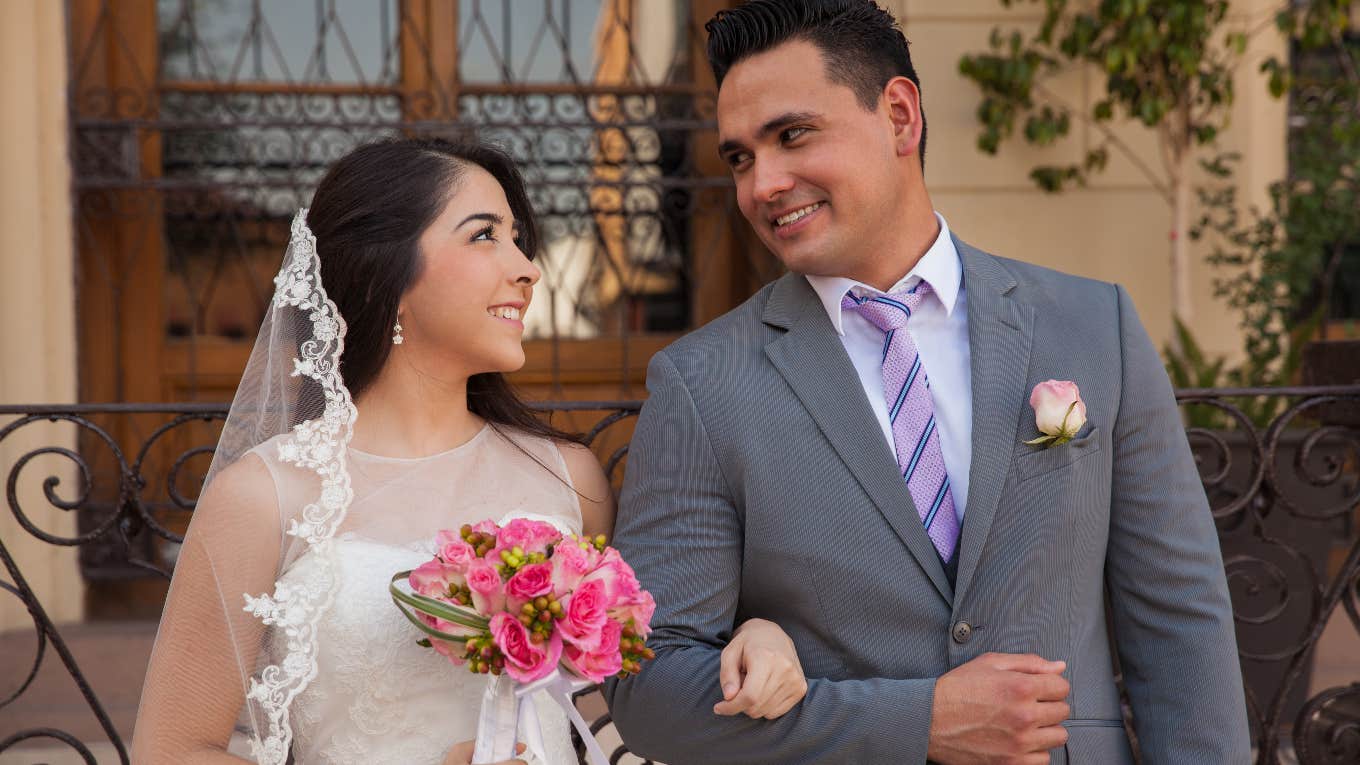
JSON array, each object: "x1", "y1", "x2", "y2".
[
  {"x1": 420, "y1": 614, "x2": 480, "y2": 663},
  {"x1": 1029, "y1": 380, "x2": 1087, "y2": 441},
  {"x1": 557, "y1": 578, "x2": 610, "y2": 651},
  {"x1": 609, "y1": 589, "x2": 655, "y2": 637},
  {"x1": 496, "y1": 518, "x2": 563, "y2": 556},
  {"x1": 581, "y1": 548, "x2": 641, "y2": 605},
  {"x1": 490, "y1": 612, "x2": 562, "y2": 683},
  {"x1": 466, "y1": 559, "x2": 506, "y2": 615},
  {"x1": 471, "y1": 519, "x2": 500, "y2": 537},
  {"x1": 563, "y1": 618, "x2": 624, "y2": 683},
  {"x1": 430, "y1": 639, "x2": 461, "y2": 661},
  {"x1": 505, "y1": 562, "x2": 555, "y2": 611},
  {"x1": 550, "y1": 539, "x2": 601, "y2": 594},
  {"x1": 434, "y1": 530, "x2": 477, "y2": 574},
  {"x1": 409, "y1": 559, "x2": 464, "y2": 599}
]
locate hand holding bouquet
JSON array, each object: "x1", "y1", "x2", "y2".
[{"x1": 390, "y1": 517, "x2": 654, "y2": 764}]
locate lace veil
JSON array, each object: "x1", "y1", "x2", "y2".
[{"x1": 134, "y1": 209, "x2": 361, "y2": 763}]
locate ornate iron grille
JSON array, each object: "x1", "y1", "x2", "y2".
[
  {"x1": 65, "y1": 0, "x2": 772, "y2": 598},
  {"x1": 68, "y1": 0, "x2": 764, "y2": 393},
  {"x1": 3, "y1": 388, "x2": 1360, "y2": 763}
]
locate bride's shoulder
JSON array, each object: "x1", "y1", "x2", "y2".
[
  {"x1": 493, "y1": 427, "x2": 614, "y2": 536},
  {"x1": 496, "y1": 428, "x2": 603, "y2": 484},
  {"x1": 551, "y1": 440, "x2": 614, "y2": 538},
  {"x1": 193, "y1": 450, "x2": 282, "y2": 537},
  {"x1": 554, "y1": 440, "x2": 604, "y2": 481}
]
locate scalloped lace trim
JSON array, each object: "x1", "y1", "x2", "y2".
[{"x1": 240, "y1": 209, "x2": 358, "y2": 765}]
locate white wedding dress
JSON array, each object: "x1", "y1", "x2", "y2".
[{"x1": 254, "y1": 424, "x2": 583, "y2": 765}]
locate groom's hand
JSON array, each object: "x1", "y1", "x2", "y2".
[{"x1": 926, "y1": 652, "x2": 1070, "y2": 765}]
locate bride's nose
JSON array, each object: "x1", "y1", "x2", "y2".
[{"x1": 511, "y1": 247, "x2": 540, "y2": 287}]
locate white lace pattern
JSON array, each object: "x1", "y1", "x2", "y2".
[{"x1": 241, "y1": 209, "x2": 359, "y2": 765}]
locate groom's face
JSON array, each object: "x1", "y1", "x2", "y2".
[{"x1": 717, "y1": 39, "x2": 904, "y2": 278}]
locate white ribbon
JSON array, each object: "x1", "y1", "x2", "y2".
[
  {"x1": 472, "y1": 669, "x2": 609, "y2": 765},
  {"x1": 473, "y1": 674, "x2": 522, "y2": 764}
]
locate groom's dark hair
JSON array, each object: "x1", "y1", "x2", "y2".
[{"x1": 705, "y1": 0, "x2": 927, "y2": 167}]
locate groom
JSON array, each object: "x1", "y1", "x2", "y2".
[{"x1": 605, "y1": 1, "x2": 1249, "y2": 762}]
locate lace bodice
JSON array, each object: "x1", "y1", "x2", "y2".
[{"x1": 255, "y1": 425, "x2": 583, "y2": 765}]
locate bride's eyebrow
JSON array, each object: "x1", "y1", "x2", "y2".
[{"x1": 456, "y1": 212, "x2": 503, "y2": 230}]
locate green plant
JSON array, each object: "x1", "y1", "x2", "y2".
[
  {"x1": 1186, "y1": 11, "x2": 1359, "y2": 424},
  {"x1": 958, "y1": 0, "x2": 1243, "y2": 321}
]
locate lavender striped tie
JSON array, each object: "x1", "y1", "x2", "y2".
[{"x1": 842, "y1": 283, "x2": 960, "y2": 563}]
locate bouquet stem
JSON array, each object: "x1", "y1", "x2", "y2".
[{"x1": 473, "y1": 674, "x2": 522, "y2": 765}]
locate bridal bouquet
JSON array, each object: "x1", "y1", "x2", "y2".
[{"x1": 389, "y1": 517, "x2": 654, "y2": 764}]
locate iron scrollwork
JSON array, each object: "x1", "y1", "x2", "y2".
[
  {"x1": 0, "y1": 401, "x2": 642, "y2": 764},
  {"x1": 3, "y1": 391, "x2": 1359, "y2": 761}
]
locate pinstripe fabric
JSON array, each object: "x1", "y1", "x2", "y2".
[
  {"x1": 605, "y1": 236, "x2": 1250, "y2": 765},
  {"x1": 843, "y1": 284, "x2": 960, "y2": 563}
]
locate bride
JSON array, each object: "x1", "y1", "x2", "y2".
[{"x1": 132, "y1": 137, "x2": 807, "y2": 765}]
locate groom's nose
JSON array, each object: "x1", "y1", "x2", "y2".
[{"x1": 751, "y1": 156, "x2": 796, "y2": 205}]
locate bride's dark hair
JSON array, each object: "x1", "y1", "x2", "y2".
[{"x1": 305, "y1": 136, "x2": 577, "y2": 444}]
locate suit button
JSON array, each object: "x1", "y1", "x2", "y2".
[{"x1": 951, "y1": 621, "x2": 973, "y2": 644}]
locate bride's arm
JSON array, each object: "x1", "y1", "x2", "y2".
[
  {"x1": 560, "y1": 439, "x2": 806, "y2": 720},
  {"x1": 558, "y1": 442, "x2": 615, "y2": 539},
  {"x1": 714, "y1": 618, "x2": 808, "y2": 720},
  {"x1": 132, "y1": 454, "x2": 282, "y2": 764}
]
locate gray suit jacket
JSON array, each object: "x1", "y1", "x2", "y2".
[{"x1": 604, "y1": 239, "x2": 1249, "y2": 764}]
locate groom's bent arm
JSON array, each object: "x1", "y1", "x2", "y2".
[
  {"x1": 604, "y1": 350, "x2": 937, "y2": 765},
  {"x1": 1105, "y1": 285, "x2": 1251, "y2": 760}
]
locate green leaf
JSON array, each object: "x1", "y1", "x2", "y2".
[
  {"x1": 390, "y1": 571, "x2": 490, "y2": 632},
  {"x1": 1104, "y1": 48, "x2": 1124, "y2": 73},
  {"x1": 1274, "y1": 10, "x2": 1295, "y2": 36},
  {"x1": 1269, "y1": 68, "x2": 1291, "y2": 99}
]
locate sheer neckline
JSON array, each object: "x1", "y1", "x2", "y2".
[{"x1": 347, "y1": 422, "x2": 492, "y2": 463}]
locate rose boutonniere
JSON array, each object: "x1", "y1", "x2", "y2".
[{"x1": 1025, "y1": 380, "x2": 1087, "y2": 448}]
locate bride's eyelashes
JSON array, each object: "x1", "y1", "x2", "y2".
[{"x1": 470, "y1": 224, "x2": 524, "y2": 246}]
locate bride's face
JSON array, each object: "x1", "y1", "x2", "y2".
[{"x1": 399, "y1": 165, "x2": 540, "y2": 376}]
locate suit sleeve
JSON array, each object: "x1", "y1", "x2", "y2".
[
  {"x1": 603, "y1": 349, "x2": 938, "y2": 765},
  {"x1": 1104, "y1": 284, "x2": 1251, "y2": 760}
]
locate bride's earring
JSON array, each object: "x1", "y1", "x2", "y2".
[{"x1": 392, "y1": 316, "x2": 404, "y2": 345}]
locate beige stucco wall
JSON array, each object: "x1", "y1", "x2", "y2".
[
  {"x1": 0, "y1": 0, "x2": 1293, "y2": 632},
  {"x1": 887, "y1": 0, "x2": 1285, "y2": 360},
  {"x1": 0, "y1": 0, "x2": 82, "y2": 631}
]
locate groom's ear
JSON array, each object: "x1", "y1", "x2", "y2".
[{"x1": 882, "y1": 77, "x2": 924, "y2": 159}]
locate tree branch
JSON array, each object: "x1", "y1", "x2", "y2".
[{"x1": 1032, "y1": 79, "x2": 1172, "y2": 200}]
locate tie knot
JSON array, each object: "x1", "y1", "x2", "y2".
[{"x1": 840, "y1": 281, "x2": 933, "y2": 333}]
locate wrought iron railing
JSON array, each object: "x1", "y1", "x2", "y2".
[{"x1": 2, "y1": 388, "x2": 1359, "y2": 763}]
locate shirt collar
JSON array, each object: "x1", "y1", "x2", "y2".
[{"x1": 805, "y1": 212, "x2": 962, "y2": 336}]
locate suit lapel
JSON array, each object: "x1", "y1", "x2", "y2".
[
  {"x1": 953, "y1": 239, "x2": 1034, "y2": 604},
  {"x1": 762, "y1": 274, "x2": 954, "y2": 605}
]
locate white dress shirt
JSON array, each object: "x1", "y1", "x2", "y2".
[{"x1": 805, "y1": 212, "x2": 973, "y2": 523}]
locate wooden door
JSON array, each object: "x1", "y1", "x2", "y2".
[{"x1": 66, "y1": 0, "x2": 770, "y2": 616}]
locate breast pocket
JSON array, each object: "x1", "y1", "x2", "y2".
[{"x1": 1013, "y1": 424, "x2": 1102, "y2": 483}]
